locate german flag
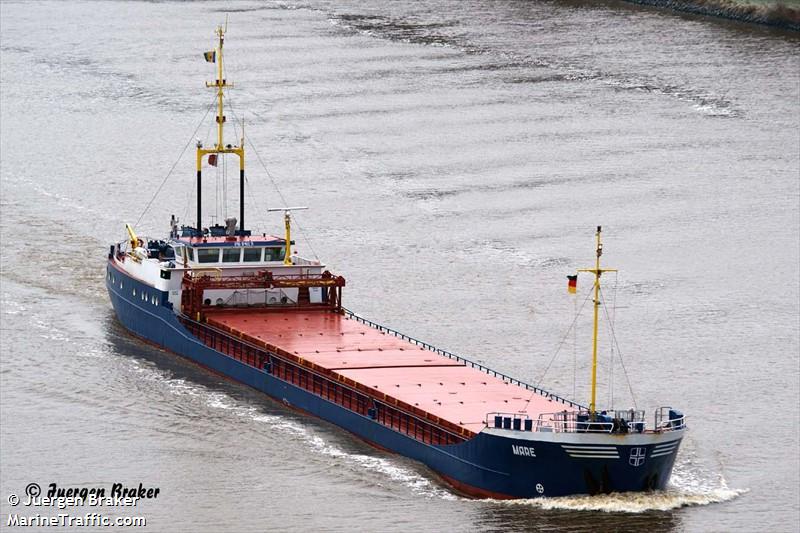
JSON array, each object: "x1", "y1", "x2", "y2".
[
  {"x1": 567, "y1": 275, "x2": 577, "y2": 294},
  {"x1": 203, "y1": 50, "x2": 216, "y2": 63},
  {"x1": 208, "y1": 154, "x2": 218, "y2": 167}
]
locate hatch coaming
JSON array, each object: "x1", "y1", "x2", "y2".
[{"x1": 203, "y1": 309, "x2": 575, "y2": 435}]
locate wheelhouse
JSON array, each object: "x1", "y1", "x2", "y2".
[{"x1": 172, "y1": 235, "x2": 289, "y2": 266}]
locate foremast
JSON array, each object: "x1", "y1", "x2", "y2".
[
  {"x1": 576, "y1": 226, "x2": 616, "y2": 417},
  {"x1": 195, "y1": 24, "x2": 246, "y2": 235}
]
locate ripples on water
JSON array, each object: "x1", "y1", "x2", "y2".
[
  {"x1": 0, "y1": 278, "x2": 756, "y2": 531},
  {"x1": 1, "y1": 0, "x2": 798, "y2": 531}
]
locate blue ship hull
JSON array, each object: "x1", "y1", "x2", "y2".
[{"x1": 106, "y1": 261, "x2": 682, "y2": 499}]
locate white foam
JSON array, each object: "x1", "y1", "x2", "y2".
[
  {"x1": 166, "y1": 378, "x2": 202, "y2": 397},
  {"x1": 204, "y1": 392, "x2": 456, "y2": 499},
  {"x1": 306, "y1": 437, "x2": 459, "y2": 500},
  {"x1": 79, "y1": 347, "x2": 108, "y2": 359},
  {"x1": 693, "y1": 103, "x2": 735, "y2": 117},
  {"x1": 206, "y1": 392, "x2": 238, "y2": 410},
  {"x1": 160, "y1": 370, "x2": 744, "y2": 507},
  {"x1": 1, "y1": 297, "x2": 26, "y2": 315},
  {"x1": 482, "y1": 449, "x2": 746, "y2": 513},
  {"x1": 485, "y1": 485, "x2": 744, "y2": 513}
]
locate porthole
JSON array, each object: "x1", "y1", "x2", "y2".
[{"x1": 132, "y1": 288, "x2": 136, "y2": 297}]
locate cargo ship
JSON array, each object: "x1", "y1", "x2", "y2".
[{"x1": 106, "y1": 26, "x2": 685, "y2": 499}]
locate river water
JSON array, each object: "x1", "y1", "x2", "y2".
[{"x1": 1, "y1": 1, "x2": 798, "y2": 531}]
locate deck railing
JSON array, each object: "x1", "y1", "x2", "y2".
[
  {"x1": 654, "y1": 406, "x2": 686, "y2": 432},
  {"x1": 179, "y1": 314, "x2": 467, "y2": 445},
  {"x1": 486, "y1": 410, "x2": 640, "y2": 434},
  {"x1": 484, "y1": 407, "x2": 677, "y2": 435},
  {"x1": 342, "y1": 308, "x2": 583, "y2": 409}
]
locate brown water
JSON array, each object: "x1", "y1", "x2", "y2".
[{"x1": 1, "y1": 1, "x2": 798, "y2": 531}]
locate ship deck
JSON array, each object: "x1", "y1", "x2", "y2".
[{"x1": 205, "y1": 309, "x2": 575, "y2": 434}]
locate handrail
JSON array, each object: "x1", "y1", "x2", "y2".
[
  {"x1": 342, "y1": 308, "x2": 585, "y2": 410},
  {"x1": 485, "y1": 410, "x2": 615, "y2": 433},
  {"x1": 484, "y1": 409, "x2": 651, "y2": 434},
  {"x1": 537, "y1": 411, "x2": 616, "y2": 434},
  {"x1": 654, "y1": 406, "x2": 687, "y2": 432}
]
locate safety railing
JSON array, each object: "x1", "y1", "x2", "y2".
[
  {"x1": 179, "y1": 314, "x2": 467, "y2": 445},
  {"x1": 537, "y1": 411, "x2": 615, "y2": 434},
  {"x1": 485, "y1": 409, "x2": 650, "y2": 434},
  {"x1": 342, "y1": 308, "x2": 583, "y2": 409},
  {"x1": 654, "y1": 406, "x2": 686, "y2": 432}
]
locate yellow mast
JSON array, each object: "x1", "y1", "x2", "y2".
[
  {"x1": 577, "y1": 226, "x2": 616, "y2": 416},
  {"x1": 215, "y1": 24, "x2": 225, "y2": 151},
  {"x1": 267, "y1": 207, "x2": 308, "y2": 265},
  {"x1": 283, "y1": 212, "x2": 292, "y2": 265},
  {"x1": 195, "y1": 24, "x2": 246, "y2": 235}
]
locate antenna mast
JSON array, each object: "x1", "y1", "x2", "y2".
[
  {"x1": 195, "y1": 25, "x2": 246, "y2": 236},
  {"x1": 576, "y1": 226, "x2": 617, "y2": 417}
]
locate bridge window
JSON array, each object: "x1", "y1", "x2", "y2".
[
  {"x1": 243, "y1": 248, "x2": 262, "y2": 262},
  {"x1": 265, "y1": 247, "x2": 286, "y2": 262},
  {"x1": 197, "y1": 248, "x2": 220, "y2": 263},
  {"x1": 222, "y1": 248, "x2": 241, "y2": 263}
]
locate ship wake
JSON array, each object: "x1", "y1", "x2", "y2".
[
  {"x1": 201, "y1": 390, "x2": 458, "y2": 500},
  {"x1": 483, "y1": 447, "x2": 747, "y2": 512}
]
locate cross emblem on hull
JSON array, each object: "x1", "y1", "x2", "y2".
[{"x1": 629, "y1": 447, "x2": 646, "y2": 467}]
